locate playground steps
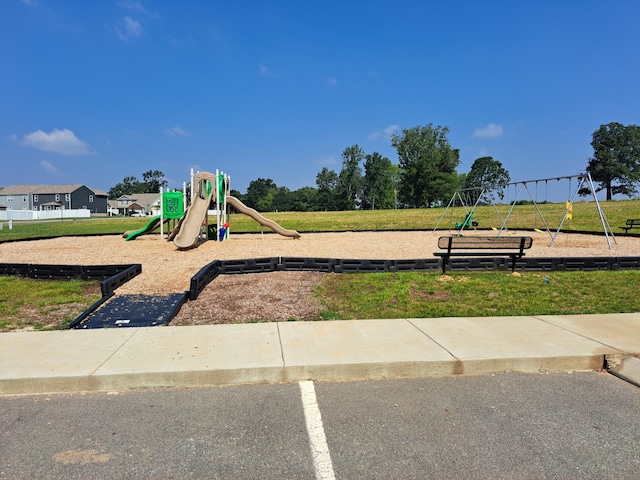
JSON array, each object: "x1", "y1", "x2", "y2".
[{"x1": 75, "y1": 293, "x2": 188, "y2": 329}]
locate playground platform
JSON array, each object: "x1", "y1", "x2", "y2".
[{"x1": 1, "y1": 313, "x2": 639, "y2": 396}]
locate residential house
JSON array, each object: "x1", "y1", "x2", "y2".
[
  {"x1": 113, "y1": 193, "x2": 162, "y2": 216},
  {"x1": 0, "y1": 184, "x2": 44, "y2": 211},
  {"x1": 0, "y1": 184, "x2": 108, "y2": 214}
]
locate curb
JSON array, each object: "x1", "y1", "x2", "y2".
[
  {"x1": 0, "y1": 354, "x2": 609, "y2": 396},
  {"x1": 607, "y1": 355, "x2": 640, "y2": 388}
]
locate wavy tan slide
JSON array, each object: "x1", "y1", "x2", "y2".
[
  {"x1": 173, "y1": 172, "x2": 216, "y2": 249},
  {"x1": 226, "y1": 195, "x2": 301, "y2": 239}
]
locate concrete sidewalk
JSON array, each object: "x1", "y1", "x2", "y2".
[{"x1": 1, "y1": 313, "x2": 639, "y2": 395}]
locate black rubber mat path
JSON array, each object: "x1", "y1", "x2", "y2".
[{"x1": 76, "y1": 293, "x2": 188, "y2": 329}]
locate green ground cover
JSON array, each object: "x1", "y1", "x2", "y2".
[
  {"x1": 226, "y1": 199, "x2": 639, "y2": 234},
  {"x1": 1, "y1": 199, "x2": 638, "y2": 241},
  {"x1": 0, "y1": 217, "x2": 146, "y2": 242},
  {"x1": 315, "y1": 270, "x2": 640, "y2": 320},
  {"x1": 0, "y1": 277, "x2": 102, "y2": 331}
]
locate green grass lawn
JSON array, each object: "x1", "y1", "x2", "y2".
[
  {"x1": 315, "y1": 270, "x2": 640, "y2": 320},
  {"x1": 0, "y1": 277, "x2": 102, "y2": 331},
  {"x1": 223, "y1": 199, "x2": 640, "y2": 234},
  {"x1": 0, "y1": 216, "x2": 148, "y2": 242},
  {"x1": 1, "y1": 198, "x2": 639, "y2": 241}
]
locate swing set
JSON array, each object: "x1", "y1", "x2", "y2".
[{"x1": 435, "y1": 172, "x2": 617, "y2": 249}]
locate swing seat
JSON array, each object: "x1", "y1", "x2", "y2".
[{"x1": 455, "y1": 213, "x2": 474, "y2": 229}]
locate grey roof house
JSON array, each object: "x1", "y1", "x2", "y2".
[
  {"x1": 113, "y1": 193, "x2": 162, "y2": 215},
  {"x1": 0, "y1": 184, "x2": 108, "y2": 214}
]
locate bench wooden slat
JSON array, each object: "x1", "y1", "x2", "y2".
[
  {"x1": 434, "y1": 235, "x2": 533, "y2": 274},
  {"x1": 437, "y1": 236, "x2": 533, "y2": 250}
]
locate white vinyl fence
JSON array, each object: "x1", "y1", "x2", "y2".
[{"x1": 0, "y1": 209, "x2": 91, "y2": 221}]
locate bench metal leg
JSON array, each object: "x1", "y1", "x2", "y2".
[
  {"x1": 440, "y1": 256, "x2": 449, "y2": 275},
  {"x1": 509, "y1": 255, "x2": 519, "y2": 272}
]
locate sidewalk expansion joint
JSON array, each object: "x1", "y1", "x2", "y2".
[
  {"x1": 532, "y1": 316, "x2": 624, "y2": 353},
  {"x1": 405, "y1": 318, "x2": 458, "y2": 361},
  {"x1": 88, "y1": 327, "x2": 142, "y2": 376},
  {"x1": 276, "y1": 323, "x2": 286, "y2": 366}
]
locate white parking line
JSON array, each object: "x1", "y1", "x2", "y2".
[{"x1": 299, "y1": 380, "x2": 336, "y2": 480}]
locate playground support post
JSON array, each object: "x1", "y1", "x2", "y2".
[
  {"x1": 214, "y1": 169, "x2": 230, "y2": 241},
  {"x1": 160, "y1": 185, "x2": 164, "y2": 239},
  {"x1": 497, "y1": 182, "x2": 552, "y2": 238},
  {"x1": 436, "y1": 186, "x2": 508, "y2": 234},
  {"x1": 550, "y1": 172, "x2": 616, "y2": 249},
  {"x1": 498, "y1": 183, "x2": 525, "y2": 235},
  {"x1": 434, "y1": 190, "x2": 473, "y2": 232},
  {"x1": 439, "y1": 173, "x2": 616, "y2": 249}
]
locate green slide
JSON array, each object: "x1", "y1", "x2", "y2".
[{"x1": 125, "y1": 216, "x2": 162, "y2": 241}]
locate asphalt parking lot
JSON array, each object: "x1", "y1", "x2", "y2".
[{"x1": 1, "y1": 372, "x2": 638, "y2": 480}]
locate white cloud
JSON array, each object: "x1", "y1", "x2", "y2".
[
  {"x1": 472, "y1": 123, "x2": 503, "y2": 139},
  {"x1": 165, "y1": 126, "x2": 191, "y2": 137},
  {"x1": 384, "y1": 124, "x2": 399, "y2": 137},
  {"x1": 368, "y1": 124, "x2": 399, "y2": 141},
  {"x1": 116, "y1": 16, "x2": 145, "y2": 41},
  {"x1": 20, "y1": 129, "x2": 91, "y2": 155},
  {"x1": 40, "y1": 160, "x2": 59, "y2": 174},
  {"x1": 118, "y1": 1, "x2": 160, "y2": 19}
]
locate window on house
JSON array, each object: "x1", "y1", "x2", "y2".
[
  {"x1": 7, "y1": 196, "x2": 13, "y2": 202},
  {"x1": 55, "y1": 194, "x2": 60, "y2": 201},
  {"x1": 89, "y1": 195, "x2": 94, "y2": 202},
  {"x1": 65, "y1": 194, "x2": 70, "y2": 201},
  {"x1": 23, "y1": 195, "x2": 27, "y2": 202},
  {"x1": 33, "y1": 195, "x2": 38, "y2": 202}
]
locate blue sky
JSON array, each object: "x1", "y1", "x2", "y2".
[{"x1": 1, "y1": 0, "x2": 639, "y2": 201}]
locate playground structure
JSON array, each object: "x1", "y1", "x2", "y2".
[
  {"x1": 172, "y1": 171, "x2": 301, "y2": 249},
  {"x1": 126, "y1": 169, "x2": 300, "y2": 249},
  {"x1": 123, "y1": 216, "x2": 169, "y2": 241},
  {"x1": 435, "y1": 172, "x2": 617, "y2": 249}
]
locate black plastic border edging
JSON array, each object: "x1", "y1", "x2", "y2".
[
  {"x1": 0, "y1": 262, "x2": 142, "y2": 297},
  {"x1": 68, "y1": 292, "x2": 115, "y2": 329},
  {"x1": 187, "y1": 255, "x2": 640, "y2": 301},
  {"x1": 100, "y1": 264, "x2": 142, "y2": 297},
  {"x1": 190, "y1": 260, "x2": 221, "y2": 300},
  {"x1": 0, "y1": 263, "x2": 139, "y2": 281}
]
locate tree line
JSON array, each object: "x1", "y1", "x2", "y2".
[
  {"x1": 237, "y1": 124, "x2": 512, "y2": 212},
  {"x1": 108, "y1": 170, "x2": 168, "y2": 199},
  {"x1": 109, "y1": 122, "x2": 640, "y2": 210}
]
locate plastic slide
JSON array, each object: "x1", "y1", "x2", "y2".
[
  {"x1": 124, "y1": 216, "x2": 163, "y2": 241},
  {"x1": 226, "y1": 195, "x2": 301, "y2": 239},
  {"x1": 172, "y1": 172, "x2": 216, "y2": 249}
]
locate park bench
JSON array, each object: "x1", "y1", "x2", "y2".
[
  {"x1": 434, "y1": 235, "x2": 533, "y2": 274},
  {"x1": 619, "y1": 219, "x2": 640, "y2": 233}
]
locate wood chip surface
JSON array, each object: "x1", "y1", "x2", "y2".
[{"x1": 1, "y1": 231, "x2": 637, "y2": 324}]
